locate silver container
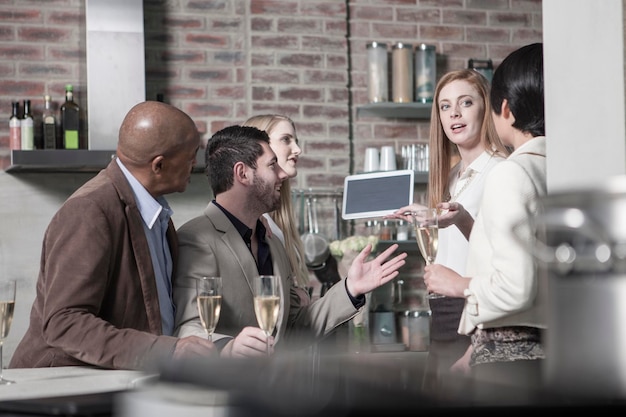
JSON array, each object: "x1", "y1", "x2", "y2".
[{"x1": 525, "y1": 175, "x2": 626, "y2": 400}]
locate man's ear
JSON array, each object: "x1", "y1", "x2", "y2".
[
  {"x1": 151, "y1": 155, "x2": 164, "y2": 173},
  {"x1": 233, "y1": 161, "x2": 250, "y2": 185}
]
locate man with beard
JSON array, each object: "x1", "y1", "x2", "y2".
[{"x1": 173, "y1": 125, "x2": 407, "y2": 358}]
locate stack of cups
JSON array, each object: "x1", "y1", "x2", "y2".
[
  {"x1": 379, "y1": 146, "x2": 397, "y2": 171},
  {"x1": 364, "y1": 147, "x2": 380, "y2": 172}
]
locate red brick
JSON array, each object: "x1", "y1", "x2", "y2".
[
  {"x1": 251, "y1": 69, "x2": 299, "y2": 84},
  {"x1": 278, "y1": 53, "x2": 323, "y2": 68},
  {"x1": 252, "y1": 86, "x2": 275, "y2": 101},
  {"x1": 396, "y1": 8, "x2": 441, "y2": 24},
  {"x1": 19, "y1": 63, "x2": 73, "y2": 77},
  {"x1": 250, "y1": 17, "x2": 272, "y2": 31},
  {"x1": 251, "y1": 1, "x2": 298, "y2": 15},
  {"x1": 301, "y1": 2, "x2": 346, "y2": 17},
  {"x1": 0, "y1": 8, "x2": 41, "y2": 23},
  {"x1": 0, "y1": 25, "x2": 14, "y2": 41},
  {"x1": 213, "y1": 86, "x2": 245, "y2": 100},
  {"x1": 0, "y1": 80, "x2": 45, "y2": 97},
  {"x1": 18, "y1": 27, "x2": 72, "y2": 42},
  {"x1": 185, "y1": 33, "x2": 228, "y2": 47},
  {"x1": 251, "y1": 35, "x2": 299, "y2": 49},
  {"x1": 161, "y1": 50, "x2": 206, "y2": 64},
  {"x1": 161, "y1": 17, "x2": 204, "y2": 30},
  {"x1": 489, "y1": 11, "x2": 533, "y2": 27},
  {"x1": 0, "y1": 45, "x2": 44, "y2": 60},
  {"x1": 277, "y1": 19, "x2": 320, "y2": 33},
  {"x1": 442, "y1": 9, "x2": 487, "y2": 25},
  {"x1": 467, "y1": 27, "x2": 511, "y2": 43},
  {"x1": 48, "y1": 11, "x2": 83, "y2": 25},
  {"x1": 188, "y1": 68, "x2": 232, "y2": 82},
  {"x1": 278, "y1": 87, "x2": 323, "y2": 101},
  {"x1": 302, "y1": 105, "x2": 349, "y2": 120},
  {"x1": 305, "y1": 70, "x2": 346, "y2": 84}
]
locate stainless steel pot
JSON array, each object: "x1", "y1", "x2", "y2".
[{"x1": 526, "y1": 176, "x2": 626, "y2": 400}]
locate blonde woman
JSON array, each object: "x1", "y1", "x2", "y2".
[{"x1": 243, "y1": 115, "x2": 310, "y2": 292}]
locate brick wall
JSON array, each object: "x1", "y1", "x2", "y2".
[{"x1": 0, "y1": 0, "x2": 543, "y2": 185}]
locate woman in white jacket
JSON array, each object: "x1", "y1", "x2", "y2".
[{"x1": 423, "y1": 43, "x2": 547, "y2": 404}]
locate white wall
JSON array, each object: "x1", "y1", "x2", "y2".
[
  {"x1": 543, "y1": 0, "x2": 626, "y2": 192},
  {"x1": 0, "y1": 171, "x2": 212, "y2": 362}
]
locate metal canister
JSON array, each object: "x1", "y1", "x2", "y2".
[
  {"x1": 391, "y1": 42, "x2": 413, "y2": 103},
  {"x1": 415, "y1": 44, "x2": 436, "y2": 103},
  {"x1": 366, "y1": 42, "x2": 388, "y2": 103}
]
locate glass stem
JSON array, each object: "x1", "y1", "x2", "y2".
[{"x1": 0, "y1": 341, "x2": 4, "y2": 380}]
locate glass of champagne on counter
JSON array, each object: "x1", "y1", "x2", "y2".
[
  {"x1": 253, "y1": 275, "x2": 281, "y2": 355},
  {"x1": 0, "y1": 280, "x2": 16, "y2": 385},
  {"x1": 412, "y1": 209, "x2": 444, "y2": 299},
  {"x1": 196, "y1": 277, "x2": 222, "y2": 342}
]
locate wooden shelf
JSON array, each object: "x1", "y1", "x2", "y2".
[{"x1": 356, "y1": 102, "x2": 432, "y2": 120}]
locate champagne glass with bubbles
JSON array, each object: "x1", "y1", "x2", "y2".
[
  {"x1": 0, "y1": 280, "x2": 16, "y2": 385},
  {"x1": 412, "y1": 209, "x2": 445, "y2": 299},
  {"x1": 196, "y1": 277, "x2": 222, "y2": 342},
  {"x1": 253, "y1": 275, "x2": 281, "y2": 355}
]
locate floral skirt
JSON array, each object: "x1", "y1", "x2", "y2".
[{"x1": 470, "y1": 326, "x2": 545, "y2": 366}]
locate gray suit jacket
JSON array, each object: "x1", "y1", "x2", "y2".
[{"x1": 173, "y1": 202, "x2": 359, "y2": 350}]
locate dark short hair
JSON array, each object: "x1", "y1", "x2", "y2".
[
  {"x1": 205, "y1": 125, "x2": 270, "y2": 195},
  {"x1": 491, "y1": 42, "x2": 545, "y2": 137}
]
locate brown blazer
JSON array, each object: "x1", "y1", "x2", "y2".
[
  {"x1": 173, "y1": 202, "x2": 359, "y2": 351},
  {"x1": 10, "y1": 160, "x2": 179, "y2": 370}
]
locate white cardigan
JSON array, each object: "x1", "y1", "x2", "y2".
[{"x1": 458, "y1": 137, "x2": 548, "y2": 335}]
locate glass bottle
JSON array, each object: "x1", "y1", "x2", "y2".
[
  {"x1": 42, "y1": 95, "x2": 57, "y2": 149},
  {"x1": 21, "y1": 99, "x2": 34, "y2": 150},
  {"x1": 9, "y1": 101, "x2": 21, "y2": 150},
  {"x1": 61, "y1": 84, "x2": 80, "y2": 150},
  {"x1": 415, "y1": 44, "x2": 437, "y2": 103},
  {"x1": 366, "y1": 41, "x2": 388, "y2": 103},
  {"x1": 392, "y1": 42, "x2": 413, "y2": 103}
]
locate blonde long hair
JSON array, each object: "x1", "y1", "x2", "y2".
[
  {"x1": 428, "y1": 69, "x2": 510, "y2": 208},
  {"x1": 243, "y1": 115, "x2": 310, "y2": 288}
]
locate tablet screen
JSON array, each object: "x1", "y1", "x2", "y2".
[{"x1": 342, "y1": 170, "x2": 414, "y2": 220}]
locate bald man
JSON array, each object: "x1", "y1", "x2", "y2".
[{"x1": 10, "y1": 101, "x2": 216, "y2": 370}]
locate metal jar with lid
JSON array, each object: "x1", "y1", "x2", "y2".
[
  {"x1": 519, "y1": 175, "x2": 626, "y2": 400},
  {"x1": 366, "y1": 42, "x2": 388, "y2": 103},
  {"x1": 391, "y1": 42, "x2": 413, "y2": 103},
  {"x1": 415, "y1": 44, "x2": 436, "y2": 103}
]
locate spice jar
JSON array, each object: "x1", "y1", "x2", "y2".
[
  {"x1": 415, "y1": 44, "x2": 436, "y2": 103},
  {"x1": 400, "y1": 310, "x2": 431, "y2": 351},
  {"x1": 396, "y1": 219, "x2": 410, "y2": 241},
  {"x1": 366, "y1": 42, "x2": 389, "y2": 103},
  {"x1": 392, "y1": 42, "x2": 413, "y2": 103},
  {"x1": 379, "y1": 219, "x2": 394, "y2": 241}
]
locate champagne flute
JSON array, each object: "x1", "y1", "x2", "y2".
[
  {"x1": 412, "y1": 209, "x2": 444, "y2": 299},
  {"x1": 196, "y1": 276, "x2": 222, "y2": 342},
  {"x1": 0, "y1": 280, "x2": 16, "y2": 385},
  {"x1": 253, "y1": 275, "x2": 280, "y2": 355}
]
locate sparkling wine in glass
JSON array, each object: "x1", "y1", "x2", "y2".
[
  {"x1": 196, "y1": 276, "x2": 222, "y2": 342},
  {"x1": 253, "y1": 275, "x2": 280, "y2": 355},
  {"x1": 412, "y1": 209, "x2": 444, "y2": 299},
  {"x1": 0, "y1": 280, "x2": 16, "y2": 385}
]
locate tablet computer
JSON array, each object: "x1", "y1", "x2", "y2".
[{"x1": 341, "y1": 170, "x2": 414, "y2": 220}]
